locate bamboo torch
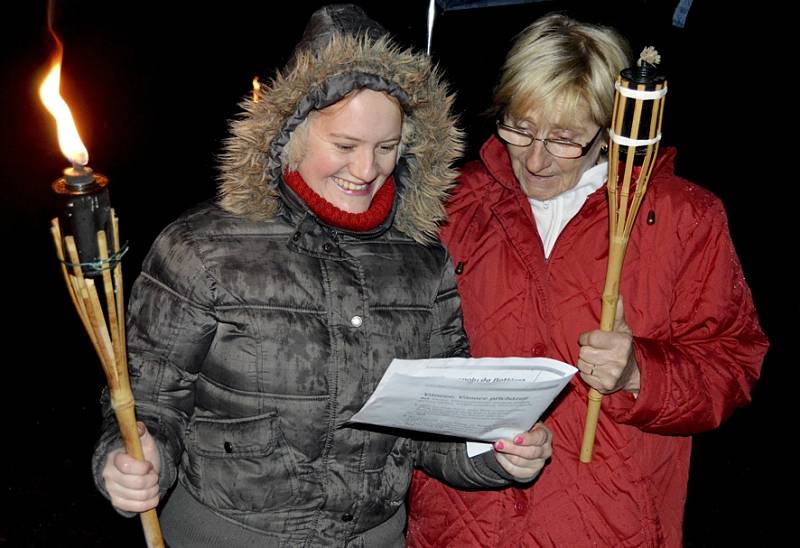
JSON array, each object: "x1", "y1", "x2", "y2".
[
  {"x1": 39, "y1": 41, "x2": 165, "y2": 547},
  {"x1": 579, "y1": 47, "x2": 667, "y2": 463}
]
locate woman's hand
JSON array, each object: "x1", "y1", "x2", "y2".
[
  {"x1": 493, "y1": 422, "x2": 552, "y2": 481},
  {"x1": 577, "y1": 296, "x2": 640, "y2": 395},
  {"x1": 102, "y1": 422, "x2": 162, "y2": 513}
]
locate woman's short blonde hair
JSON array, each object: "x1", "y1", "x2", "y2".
[{"x1": 493, "y1": 13, "x2": 631, "y2": 129}]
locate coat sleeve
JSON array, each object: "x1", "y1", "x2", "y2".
[
  {"x1": 92, "y1": 217, "x2": 217, "y2": 499},
  {"x1": 605, "y1": 196, "x2": 768, "y2": 434},
  {"x1": 413, "y1": 439, "x2": 515, "y2": 489}
]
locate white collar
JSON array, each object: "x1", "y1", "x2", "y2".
[{"x1": 527, "y1": 161, "x2": 608, "y2": 258}]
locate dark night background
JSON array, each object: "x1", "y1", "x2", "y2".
[{"x1": 0, "y1": 1, "x2": 789, "y2": 546}]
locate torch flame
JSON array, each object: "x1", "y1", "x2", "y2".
[
  {"x1": 39, "y1": 57, "x2": 88, "y2": 166},
  {"x1": 252, "y1": 76, "x2": 261, "y2": 103}
]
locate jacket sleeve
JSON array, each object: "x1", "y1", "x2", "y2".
[
  {"x1": 605, "y1": 196, "x2": 768, "y2": 434},
  {"x1": 413, "y1": 439, "x2": 515, "y2": 489},
  {"x1": 92, "y1": 217, "x2": 217, "y2": 500}
]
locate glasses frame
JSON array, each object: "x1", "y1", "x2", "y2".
[{"x1": 496, "y1": 120, "x2": 604, "y2": 159}]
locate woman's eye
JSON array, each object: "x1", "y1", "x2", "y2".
[
  {"x1": 378, "y1": 143, "x2": 399, "y2": 153},
  {"x1": 335, "y1": 143, "x2": 355, "y2": 151},
  {"x1": 550, "y1": 134, "x2": 576, "y2": 144}
]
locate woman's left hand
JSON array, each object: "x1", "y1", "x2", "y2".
[
  {"x1": 577, "y1": 296, "x2": 640, "y2": 395},
  {"x1": 493, "y1": 422, "x2": 552, "y2": 482}
]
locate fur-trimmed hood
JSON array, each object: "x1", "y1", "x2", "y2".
[{"x1": 217, "y1": 6, "x2": 463, "y2": 244}]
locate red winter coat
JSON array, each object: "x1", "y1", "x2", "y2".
[{"x1": 407, "y1": 136, "x2": 768, "y2": 548}]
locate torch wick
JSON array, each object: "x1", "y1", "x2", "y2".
[{"x1": 62, "y1": 163, "x2": 95, "y2": 189}]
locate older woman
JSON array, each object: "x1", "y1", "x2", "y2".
[
  {"x1": 408, "y1": 13, "x2": 768, "y2": 548},
  {"x1": 91, "y1": 5, "x2": 551, "y2": 547}
]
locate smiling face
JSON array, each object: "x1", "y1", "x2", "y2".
[
  {"x1": 296, "y1": 89, "x2": 403, "y2": 214},
  {"x1": 504, "y1": 107, "x2": 603, "y2": 201}
]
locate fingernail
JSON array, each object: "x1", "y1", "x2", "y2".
[
  {"x1": 514, "y1": 436, "x2": 524, "y2": 445},
  {"x1": 494, "y1": 441, "x2": 505, "y2": 450}
]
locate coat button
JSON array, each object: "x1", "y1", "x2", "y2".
[
  {"x1": 224, "y1": 441, "x2": 233, "y2": 454},
  {"x1": 323, "y1": 243, "x2": 333, "y2": 252},
  {"x1": 292, "y1": 232, "x2": 301, "y2": 241},
  {"x1": 514, "y1": 501, "x2": 527, "y2": 513},
  {"x1": 532, "y1": 343, "x2": 546, "y2": 355},
  {"x1": 341, "y1": 513, "x2": 354, "y2": 522},
  {"x1": 350, "y1": 315, "x2": 363, "y2": 327}
]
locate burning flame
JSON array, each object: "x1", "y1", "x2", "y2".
[
  {"x1": 252, "y1": 76, "x2": 261, "y2": 103},
  {"x1": 39, "y1": 56, "x2": 88, "y2": 166}
]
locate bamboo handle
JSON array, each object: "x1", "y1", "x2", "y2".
[
  {"x1": 579, "y1": 292, "x2": 619, "y2": 462},
  {"x1": 580, "y1": 237, "x2": 625, "y2": 463},
  {"x1": 104, "y1": 230, "x2": 164, "y2": 548},
  {"x1": 111, "y1": 390, "x2": 165, "y2": 548},
  {"x1": 140, "y1": 510, "x2": 163, "y2": 548},
  {"x1": 580, "y1": 388, "x2": 604, "y2": 462}
]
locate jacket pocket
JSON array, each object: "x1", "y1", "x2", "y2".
[
  {"x1": 359, "y1": 437, "x2": 413, "y2": 531},
  {"x1": 185, "y1": 411, "x2": 299, "y2": 512}
]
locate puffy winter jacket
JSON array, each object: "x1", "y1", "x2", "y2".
[
  {"x1": 407, "y1": 136, "x2": 768, "y2": 547},
  {"x1": 92, "y1": 7, "x2": 514, "y2": 547}
]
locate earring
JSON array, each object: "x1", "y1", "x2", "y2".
[{"x1": 600, "y1": 144, "x2": 609, "y2": 155}]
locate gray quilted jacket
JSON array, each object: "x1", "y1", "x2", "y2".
[{"x1": 93, "y1": 5, "x2": 513, "y2": 547}]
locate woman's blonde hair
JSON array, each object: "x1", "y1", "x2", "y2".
[{"x1": 493, "y1": 13, "x2": 631, "y2": 129}]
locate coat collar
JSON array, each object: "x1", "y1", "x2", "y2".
[
  {"x1": 480, "y1": 135, "x2": 519, "y2": 191},
  {"x1": 480, "y1": 135, "x2": 611, "y2": 271}
]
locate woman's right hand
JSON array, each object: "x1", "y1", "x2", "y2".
[{"x1": 102, "y1": 421, "x2": 162, "y2": 513}]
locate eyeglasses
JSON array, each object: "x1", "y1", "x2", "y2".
[{"x1": 496, "y1": 121, "x2": 603, "y2": 159}]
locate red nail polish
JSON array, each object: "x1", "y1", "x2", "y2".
[
  {"x1": 495, "y1": 441, "x2": 505, "y2": 450},
  {"x1": 514, "y1": 436, "x2": 524, "y2": 445}
]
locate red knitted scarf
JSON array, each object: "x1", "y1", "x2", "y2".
[{"x1": 283, "y1": 170, "x2": 396, "y2": 231}]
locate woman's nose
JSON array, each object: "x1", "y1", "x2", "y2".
[
  {"x1": 351, "y1": 148, "x2": 377, "y2": 181},
  {"x1": 525, "y1": 139, "x2": 550, "y2": 174}
]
